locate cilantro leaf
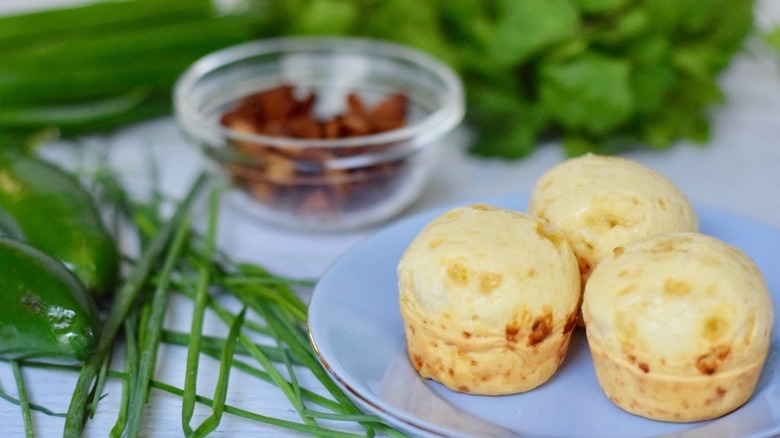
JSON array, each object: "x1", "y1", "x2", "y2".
[{"x1": 539, "y1": 54, "x2": 633, "y2": 135}]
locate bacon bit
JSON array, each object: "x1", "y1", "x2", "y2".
[
  {"x1": 347, "y1": 92, "x2": 366, "y2": 114},
  {"x1": 299, "y1": 190, "x2": 332, "y2": 215},
  {"x1": 367, "y1": 93, "x2": 407, "y2": 132},
  {"x1": 222, "y1": 85, "x2": 406, "y2": 140},
  {"x1": 338, "y1": 113, "x2": 372, "y2": 136},
  {"x1": 220, "y1": 84, "x2": 409, "y2": 217}
]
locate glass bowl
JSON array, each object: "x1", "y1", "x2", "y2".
[{"x1": 173, "y1": 36, "x2": 465, "y2": 230}]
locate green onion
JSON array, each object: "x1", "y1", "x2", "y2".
[
  {"x1": 0, "y1": 0, "x2": 213, "y2": 47},
  {"x1": 0, "y1": 87, "x2": 150, "y2": 127},
  {"x1": 0, "y1": 0, "x2": 261, "y2": 145}
]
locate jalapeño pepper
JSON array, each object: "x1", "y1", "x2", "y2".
[
  {"x1": 0, "y1": 149, "x2": 119, "y2": 296},
  {"x1": 0, "y1": 237, "x2": 100, "y2": 363}
]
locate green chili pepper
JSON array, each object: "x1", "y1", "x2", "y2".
[
  {"x1": 0, "y1": 236, "x2": 100, "y2": 363},
  {"x1": 0, "y1": 149, "x2": 119, "y2": 297}
]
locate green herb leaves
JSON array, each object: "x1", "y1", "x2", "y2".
[
  {"x1": 254, "y1": 0, "x2": 757, "y2": 157},
  {"x1": 539, "y1": 54, "x2": 633, "y2": 135}
]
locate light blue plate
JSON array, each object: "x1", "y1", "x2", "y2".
[{"x1": 308, "y1": 196, "x2": 780, "y2": 438}]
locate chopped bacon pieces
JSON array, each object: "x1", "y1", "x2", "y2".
[{"x1": 219, "y1": 85, "x2": 410, "y2": 220}]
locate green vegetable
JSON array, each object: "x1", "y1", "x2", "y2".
[
  {"x1": 0, "y1": 236, "x2": 101, "y2": 363},
  {"x1": 64, "y1": 173, "x2": 209, "y2": 437},
  {"x1": 58, "y1": 162, "x2": 401, "y2": 437},
  {"x1": 252, "y1": 0, "x2": 756, "y2": 157},
  {"x1": 0, "y1": 0, "x2": 757, "y2": 156},
  {"x1": 0, "y1": 0, "x2": 262, "y2": 146},
  {"x1": 0, "y1": 149, "x2": 119, "y2": 296}
]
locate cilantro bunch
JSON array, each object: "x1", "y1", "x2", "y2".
[{"x1": 255, "y1": 0, "x2": 756, "y2": 158}]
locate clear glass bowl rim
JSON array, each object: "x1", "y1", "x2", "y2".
[{"x1": 173, "y1": 36, "x2": 466, "y2": 150}]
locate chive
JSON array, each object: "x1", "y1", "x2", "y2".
[
  {"x1": 223, "y1": 280, "x2": 308, "y2": 322},
  {"x1": 172, "y1": 280, "x2": 280, "y2": 341},
  {"x1": 126, "y1": 212, "x2": 193, "y2": 437},
  {"x1": 302, "y1": 409, "x2": 385, "y2": 423},
  {"x1": 257, "y1": 302, "x2": 375, "y2": 433},
  {"x1": 222, "y1": 264, "x2": 311, "y2": 323},
  {"x1": 163, "y1": 329, "x2": 299, "y2": 364},
  {"x1": 201, "y1": 353, "x2": 344, "y2": 413},
  {"x1": 260, "y1": 302, "x2": 348, "y2": 401},
  {"x1": 135, "y1": 302, "x2": 152, "y2": 369},
  {"x1": 194, "y1": 291, "x2": 319, "y2": 427},
  {"x1": 110, "y1": 315, "x2": 140, "y2": 438},
  {"x1": 222, "y1": 276, "x2": 316, "y2": 288},
  {"x1": 234, "y1": 262, "x2": 317, "y2": 288},
  {"x1": 191, "y1": 307, "x2": 246, "y2": 437},
  {"x1": 87, "y1": 347, "x2": 113, "y2": 419},
  {"x1": 182, "y1": 187, "x2": 221, "y2": 435},
  {"x1": 63, "y1": 173, "x2": 209, "y2": 438},
  {"x1": 151, "y1": 380, "x2": 370, "y2": 438},
  {"x1": 10, "y1": 361, "x2": 33, "y2": 438},
  {"x1": 276, "y1": 327, "x2": 312, "y2": 426},
  {"x1": 0, "y1": 378, "x2": 64, "y2": 417}
]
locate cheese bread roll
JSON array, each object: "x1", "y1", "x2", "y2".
[
  {"x1": 583, "y1": 232, "x2": 773, "y2": 422},
  {"x1": 398, "y1": 204, "x2": 580, "y2": 395},
  {"x1": 529, "y1": 154, "x2": 698, "y2": 286}
]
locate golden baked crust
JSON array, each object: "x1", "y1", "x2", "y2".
[
  {"x1": 583, "y1": 232, "x2": 774, "y2": 422},
  {"x1": 398, "y1": 204, "x2": 580, "y2": 394}
]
